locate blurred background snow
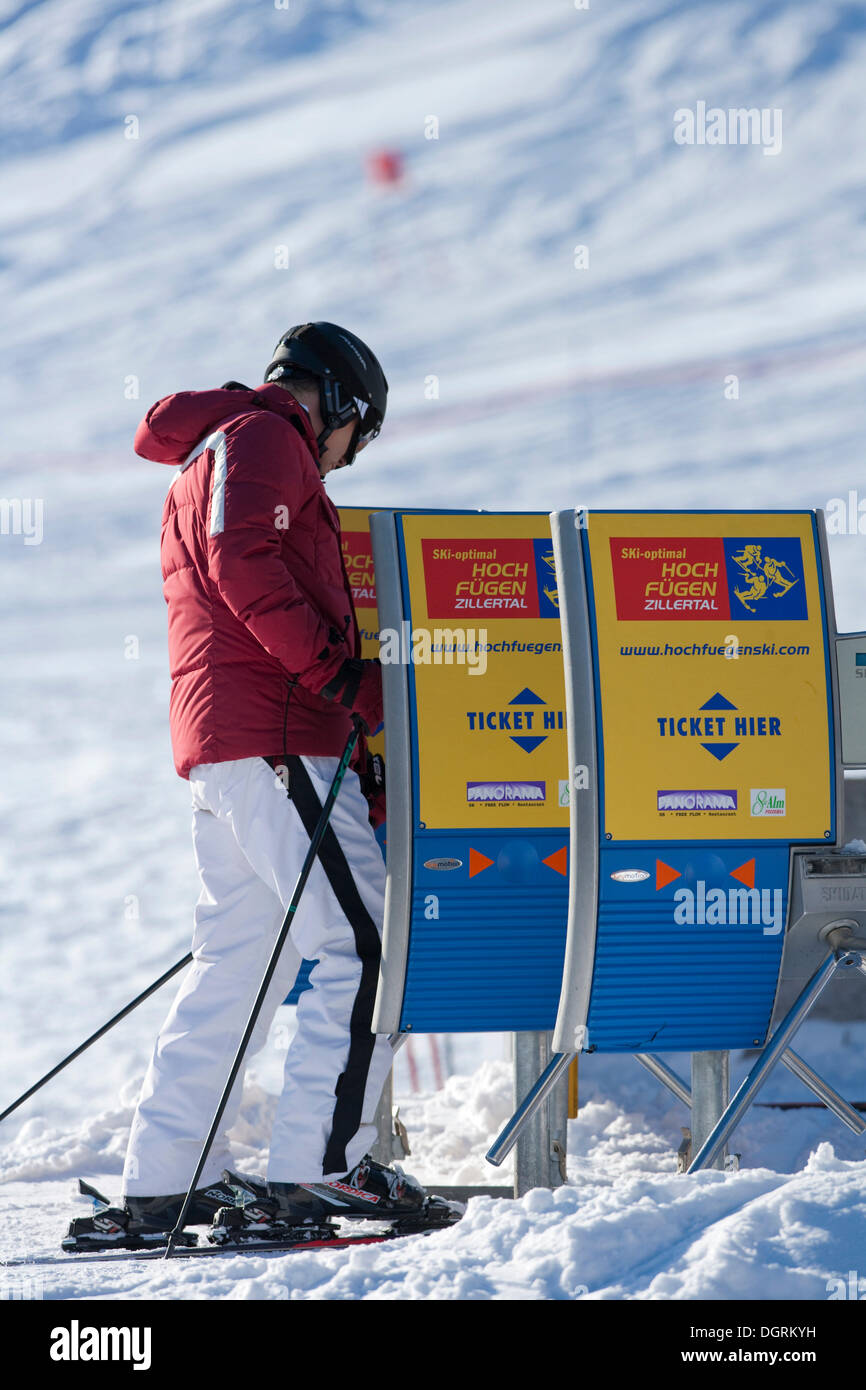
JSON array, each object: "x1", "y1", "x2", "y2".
[{"x1": 1, "y1": 0, "x2": 865, "y2": 1191}]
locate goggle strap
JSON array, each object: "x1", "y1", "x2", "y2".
[{"x1": 316, "y1": 378, "x2": 382, "y2": 463}]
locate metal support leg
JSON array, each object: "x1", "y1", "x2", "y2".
[
  {"x1": 370, "y1": 1032, "x2": 408, "y2": 1164},
  {"x1": 486, "y1": 1049, "x2": 575, "y2": 1168},
  {"x1": 690, "y1": 1052, "x2": 730, "y2": 1171},
  {"x1": 372, "y1": 1070, "x2": 395, "y2": 1164},
  {"x1": 688, "y1": 951, "x2": 848, "y2": 1172},
  {"x1": 512, "y1": 1033, "x2": 568, "y2": 1196},
  {"x1": 782, "y1": 1049, "x2": 866, "y2": 1135},
  {"x1": 635, "y1": 1053, "x2": 692, "y2": 1108}
]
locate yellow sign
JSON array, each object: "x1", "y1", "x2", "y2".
[
  {"x1": 586, "y1": 511, "x2": 832, "y2": 841},
  {"x1": 398, "y1": 513, "x2": 568, "y2": 830},
  {"x1": 339, "y1": 505, "x2": 385, "y2": 761}
]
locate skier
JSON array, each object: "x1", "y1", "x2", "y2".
[{"x1": 65, "y1": 322, "x2": 436, "y2": 1250}]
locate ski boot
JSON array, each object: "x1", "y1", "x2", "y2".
[
  {"x1": 62, "y1": 1177, "x2": 239, "y2": 1252},
  {"x1": 209, "y1": 1157, "x2": 462, "y2": 1244},
  {"x1": 297, "y1": 1154, "x2": 463, "y2": 1231},
  {"x1": 209, "y1": 1169, "x2": 334, "y2": 1246}
]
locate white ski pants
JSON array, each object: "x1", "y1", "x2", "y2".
[{"x1": 122, "y1": 754, "x2": 393, "y2": 1196}]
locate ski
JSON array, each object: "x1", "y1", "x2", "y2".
[
  {"x1": 19, "y1": 1166, "x2": 465, "y2": 1269},
  {"x1": 3, "y1": 1221, "x2": 454, "y2": 1268}
]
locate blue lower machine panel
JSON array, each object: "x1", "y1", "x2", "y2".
[
  {"x1": 399, "y1": 829, "x2": 569, "y2": 1032},
  {"x1": 586, "y1": 844, "x2": 789, "y2": 1051}
]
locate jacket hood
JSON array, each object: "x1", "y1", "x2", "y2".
[{"x1": 133, "y1": 382, "x2": 319, "y2": 466}]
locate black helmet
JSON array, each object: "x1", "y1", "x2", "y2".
[{"x1": 264, "y1": 321, "x2": 388, "y2": 466}]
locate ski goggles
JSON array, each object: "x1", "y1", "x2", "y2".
[
  {"x1": 352, "y1": 396, "x2": 384, "y2": 451},
  {"x1": 321, "y1": 378, "x2": 384, "y2": 454}
]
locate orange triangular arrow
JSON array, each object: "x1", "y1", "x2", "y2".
[
  {"x1": 469, "y1": 848, "x2": 494, "y2": 878},
  {"x1": 730, "y1": 858, "x2": 756, "y2": 888},
  {"x1": 542, "y1": 846, "x2": 568, "y2": 876},
  {"x1": 656, "y1": 859, "x2": 682, "y2": 891}
]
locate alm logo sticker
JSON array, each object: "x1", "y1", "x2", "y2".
[
  {"x1": 751, "y1": 788, "x2": 786, "y2": 817},
  {"x1": 423, "y1": 857, "x2": 463, "y2": 871},
  {"x1": 611, "y1": 868, "x2": 650, "y2": 883}
]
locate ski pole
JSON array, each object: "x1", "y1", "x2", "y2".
[
  {"x1": 0, "y1": 952, "x2": 193, "y2": 1126},
  {"x1": 164, "y1": 718, "x2": 362, "y2": 1257}
]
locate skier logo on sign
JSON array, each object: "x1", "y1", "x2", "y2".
[
  {"x1": 538, "y1": 549, "x2": 559, "y2": 610},
  {"x1": 730, "y1": 543, "x2": 798, "y2": 614}
]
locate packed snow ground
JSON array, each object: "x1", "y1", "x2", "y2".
[
  {"x1": 3, "y1": 1024, "x2": 866, "y2": 1299},
  {"x1": 2, "y1": 0, "x2": 866, "y2": 1299}
]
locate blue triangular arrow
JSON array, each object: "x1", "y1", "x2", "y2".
[
  {"x1": 699, "y1": 692, "x2": 738, "y2": 711},
  {"x1": 509, "y1": 687, "x2": 546, "y2": 705},
  {"x1": 510, "y1": 735, "x2": 548, "y2": 753},
  {"x1": 701, "y1": 742, "x2": 739, "y2": 761}
]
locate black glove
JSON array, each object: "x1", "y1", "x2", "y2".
[
  {"x1": 359, "y1": 752, "x2": 386, "y2": 828},
  {"x1": 319, "y1": 657, "x2": 383, "y2": 735}
]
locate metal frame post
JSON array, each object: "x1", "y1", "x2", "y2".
[
  {"x1": 487, "y1": 1049, "x2": 574, "y2": 1168},
  {"x1": 688, "y1": 949, "x2": 856, "y2": 1172},
  {"x1": 513, "y1": 1032, "x2": 568, "y2": 1195},
  {"x1": 372, "y1": 1070, "x2": 395, "y2": 1165},
  {"x1": 634, "y1": 1054, "x2": 692, "y2": 1108},
  {"x1": 369, "y1": 512, "x2": 413, "y2": 1035},
  {"x1": 781, "y1": 1049, "x2": 866, "y2": 1135},
  {"x1": 690, "y1": 1052, "x2": 730, "y2": 1171}
]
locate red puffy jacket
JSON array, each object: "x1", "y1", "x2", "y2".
[{"x1": 135, "y1": 382, "x2": 359, "y2": 778}]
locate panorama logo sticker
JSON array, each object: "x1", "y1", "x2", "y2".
[
  {"x1": 466, "y1": 781, "x2": 546, "y2": 803},
  {"x1": 423, "y1": 856, "x2": 463, "y2": 871},
  {"x1": 610, "y1": 868, "x2": 651, "y2": 883},
  {"x1": 657, "y1": 789, "x2": 737, "y2": 812}
]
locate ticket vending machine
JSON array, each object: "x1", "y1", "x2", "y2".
[
  {"x1": 553, "y1": 508, "x2": 835, "y2": 1057},
  {"x1": 488, "y1": 509, "x2": 866, "y2": 1173},
  {"x1": 369, "y1": 510, "x2": 571, "y2": 1035}
]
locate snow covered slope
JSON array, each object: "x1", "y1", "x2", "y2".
[
  {"x1": 2, "y1": 0, "x2": 865, "y2": 519},
  {"x1": 1, "y1": 0, "x2": 866, "y2": 1299},
  {"x1": 5, "y1": 1033, "x2": 866, "y2": 1299}
]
